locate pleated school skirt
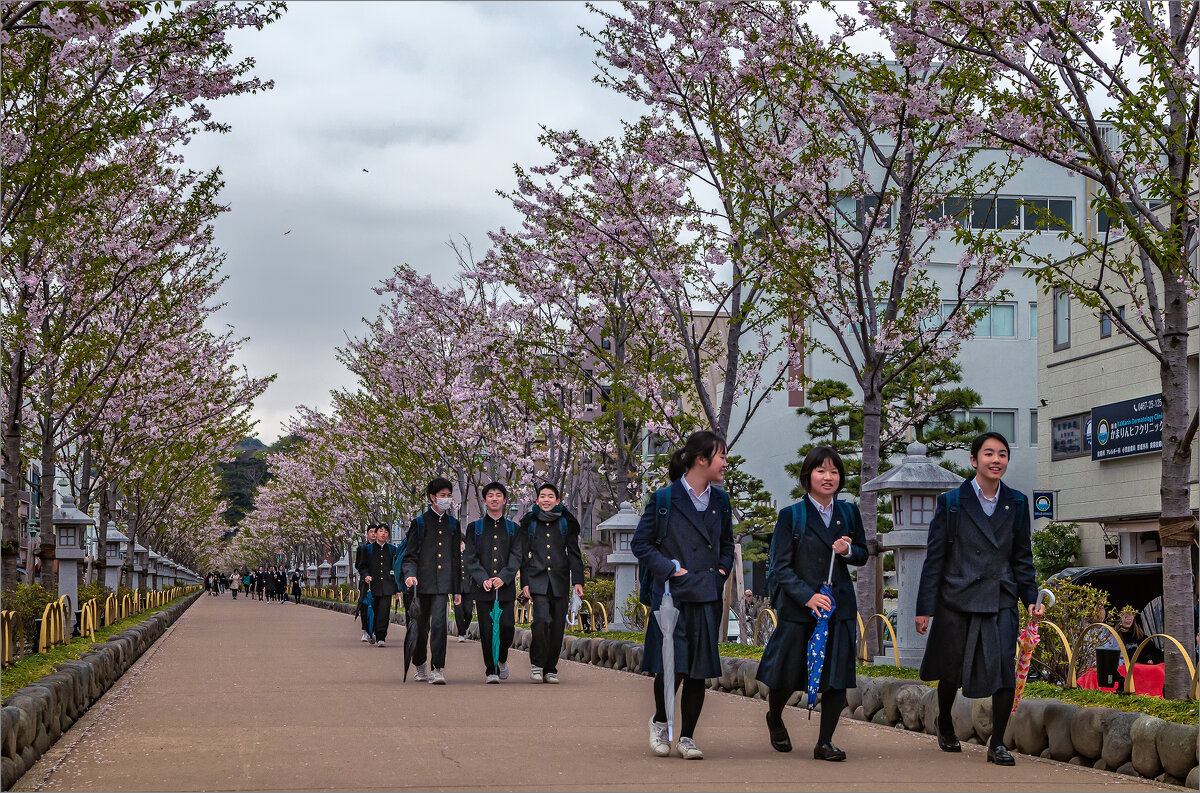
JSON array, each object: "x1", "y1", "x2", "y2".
[
  {"x1": 642, "y1": 599, "x2": 723, "y2": 680},
  {"x1": 756, "y1": 617, "x2": 857, "y2": 693}
]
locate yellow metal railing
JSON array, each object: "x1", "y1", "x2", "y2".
[
  {"x1": 753, "y1": 609, "x2": 778, "y2": 645},
  {"x1": 37, "y1": 600, "x2": 66, "y2": 653},
  {"x1": 79, "y1": 598, "x2": 99, "y2": 642},
  {"x1": 1, "y1": 610, "x2": 22, "y2": 666}
]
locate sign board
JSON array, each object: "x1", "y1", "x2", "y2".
[
  {"x1": 1091, "y1": 394, "x2": 1163, "y2": 461},
  {"x1": 1032, "y1": 491, "x2": 1054, "y2": 520}
]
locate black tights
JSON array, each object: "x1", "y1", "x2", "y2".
[
  {"x1": 767, "y1": 687, "x2": 847, "y2": 745},
  {"x1": 653, "y1": 674, "x2": 706, "y2": 739},
  {"x1": 937, "y1": 682, "x2": 1013, "y2": 748}
]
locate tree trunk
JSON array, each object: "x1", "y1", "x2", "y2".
[
  {"x1": 1156, "y1": 275, "x2": 1197, "y2": 699},
  {"x1": 38, "y1": 405, "x2": 57, "y2": 593},
  {"x1": 2, "y1": 347, "x2": 26, "y2": 591},
  {"x1": 857, "y1": 375, "x2": 884, "y2": 658}
]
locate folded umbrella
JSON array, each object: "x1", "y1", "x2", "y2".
[
  {"x1": 1012, "y1": 589, "x2": 1055, "y2": 713},
  {"x1": 490, "y1": 590, "x2": 502, "y2": 671},
  {"x1": 655, "y1": 582, "x2": 680, "y2": 740},
  {"x1": 402, "y1": 588, "x2": 422, "y2": 682},
  {"x1": 805, "y1": 552, "x2": 839, "y2": 720}
]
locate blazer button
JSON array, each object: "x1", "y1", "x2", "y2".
[
  {"x1": 708, "y1": 567, "x2": 714, "y2": 572},
  {"x1": 707, "y1": 544, "x2": 712, "y2": 549}
]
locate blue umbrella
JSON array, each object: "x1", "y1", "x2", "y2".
[{"x1": 805, "y1": 553, "x2": 838, "y2": 720}]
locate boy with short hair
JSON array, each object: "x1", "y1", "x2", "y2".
[
  {"x1": 519, "y1": 483, "x2": 585, "y2": 684},
  {"x1": 463, "y1": 482, "x2": 522, "y2": 683},
  {"x1": 402, "y1": 478, "x2": 463, "y2": 684}
]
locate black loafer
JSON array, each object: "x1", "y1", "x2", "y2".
[
  {"x1": 813, "y1": 742, "x2": 846, "y2": 761},
  {"x1": 937, "y1": 732, "x2": 961, "y2": 753},
  {"x1": 986, "y1": 744, "x2": 1015, "y2": 766},
  {"x1": 766, "y1": 713, "x2": 791, "y2": 753}
]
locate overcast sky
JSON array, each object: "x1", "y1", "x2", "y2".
[{"x1": 186, "y1": 2, "x2": 643, "y2": 442}]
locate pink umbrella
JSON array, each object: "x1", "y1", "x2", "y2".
[{"x1": 1012, "y1": 589, "x2": 1055, "y2": 713}]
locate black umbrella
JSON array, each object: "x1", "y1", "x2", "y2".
[{"x1": 402, "y1": 588, "x2": 421, "y2": 682}]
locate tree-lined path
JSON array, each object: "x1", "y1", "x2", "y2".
[{"x1": 12, "y1": 599, "x2": 1177, "y2": 792}]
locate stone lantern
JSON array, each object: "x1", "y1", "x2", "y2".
[
  {"x1": 333, "y1": 552, "x2": 349, "y2": 586},
  {"x1": 52, "y1": 495, "x2": 93, "y2": 635},
  {"x1": 306, "y1": 564, "x2": 317, "y2": 587},
  {"x1": 600, "y1": 502, "x2": 641, "y2": 630},
  {"x1": 861, "y1": 442, "x2": 964, "y2": 668},
  {"x1": 317, "y1": 560, "x2": 331, "y2": 586},
  {"x1": 132, "y1": 542, "x2": 149, "y2": 590},
  {"x1": 148, "y1": 551, "x2": 162, "y2": 590},
  {"x1": 103, "y1": 522, "x2": 130, "y2": 590}
]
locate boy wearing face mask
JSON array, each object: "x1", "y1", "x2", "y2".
[{"x1": 402, "y1": 477, "x2": 463, "y2": 685}]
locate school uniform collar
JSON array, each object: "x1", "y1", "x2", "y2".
[
  {"x1": 970, "y1": 477, "x2": 1000, "y2": 515},
  {"x1": 681, "y1": 475, "x2": 712, "y2": 510},
  {"x1": 807, "y1": 494, "x2": 835, "y2": 525}
]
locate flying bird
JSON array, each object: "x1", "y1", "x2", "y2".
[
  {"x1": 362, "y1": 168, "x2": 369, "y2": 173},
  {"x1": 283, "y1": 230, "x2": 291, "y2": 235}
]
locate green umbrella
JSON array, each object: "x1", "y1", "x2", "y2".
[{"x1": 490, "y1": 590, "x2": 502, "y2": 670}]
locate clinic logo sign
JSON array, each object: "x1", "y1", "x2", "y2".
[
  {"x1": 1033, "y1": 492, "x2": 1054, "y2": 519},
  {"x1": 1090, "y1": 394, "x2": 1162, "y2": 461}
]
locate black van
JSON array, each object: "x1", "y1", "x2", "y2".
[{"x1": 1044, "y1": 563, "x2": 1163, "y2": 613}]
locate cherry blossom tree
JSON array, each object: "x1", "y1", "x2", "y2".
[
  {"x1": 1, "y1": 0, "x2": 283, "y2": 586},
  {"x1": 868, "y1": 0, "x2": 1199, "y2": 697}
]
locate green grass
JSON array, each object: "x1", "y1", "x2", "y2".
[{"x1": 2, "y1": 594, "x2": 192, "y2": 699}]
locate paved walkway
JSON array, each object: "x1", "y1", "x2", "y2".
[{"x1": 13, "y1": 596, "x2": 1179, "y2": 792}]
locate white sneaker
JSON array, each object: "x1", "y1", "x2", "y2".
[
  {"x1": 676, "y1": 737, "x2": 703, "y2": 760},
  {"x1": 649, "y1": 719, "x2": 671, "y2": 757},
  {"x1": 544, "y1": 672, "x2": 559, "y2": 684},
  {"x1": 360, "y1": 632, "x2": 370, "y2": 643},
  {"x1": 413, "y1": 664, "x2": 428, "y2": 682},
  {"x1": 376, "y1": 639, "x2": 386, "y2": 648},
  {"x1": 530, "y1": 666, "x2": 543, "y2": 683},
  {"x1": 457, "y1": 635, "x2": 466, "y2": 643},
  {"x1": 429, "y1": 668, "x2": 446, "y2": 685},
  {"x1": 485, "y1": 674, "x2": 500, "y2": 684},
  {"x1": 498, "y1": 662, "x2": 509, "y2": 680}
]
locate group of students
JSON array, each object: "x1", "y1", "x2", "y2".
[
  {"x1": 632, "y1": 428, "x2": 1041, "y2": 766},
  {"x1": 207, "y1": 566, "x2": 304, "y2": 602},
  {"x1": 347, "y1": 426, "x2": 1039, "y2": 769},
  {"x1": 353, "y1": 477, "x2": 584, "y2": 686}
]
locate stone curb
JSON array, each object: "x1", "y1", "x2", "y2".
[
  {"x1": 1, "y1": 591, "x2": 203, "y2": 791},
  {"x1": 301, "y1": 597, "x2": 1196, "y2": 787}
]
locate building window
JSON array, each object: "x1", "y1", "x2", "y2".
[
  {"x1": 940, "y1": 302, "x2": 1016, "y2": 338},
  {"x1": 1051, "y1": 412, "x2": 1092, "y2": 460},
  {"x1": 1022, "y1": 198, "x2": 1073, "y2": 231},
  {"x1": 1100, "y1": 305, "x2": 1125, "y2": 339},
  {"x1": 927, "y1": 196, "x2": 1072, "y2": 231},
  {"x1": 954, "y1": 409, "x2": 1017, "y2": 441},
  {"x1": 1030, "y1": 409, "x2": 1038, "y2": 446},
  {"x1": 836, "y1": 195, "x2": 892, "y2": 230},
  {"x1": 1029, "y1": 302, "x2": 1038, "y2": 339},
  {"x1": 600, "y1": 338, "x2": 611, "y2": 350},
  {"x1": 1053, "y1": 288, "x2": 1070, "y2": 350}
]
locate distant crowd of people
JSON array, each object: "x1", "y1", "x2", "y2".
[{"x1": 205, "y1": 567, "x2": 304, "y2": 603}]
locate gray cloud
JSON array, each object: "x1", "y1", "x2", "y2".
[{"x1": 183, "y1": 2, "x2": 643, "y2": 441}]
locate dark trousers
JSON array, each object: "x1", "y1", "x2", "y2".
[
  {"x1": 454, "y1": 596, "x2": 474, "y2": 636},
  {"x1": 372, "y1": 595, "x2": 392, "y2": 641},
  {"x1": 231, "y1": 589, "x2": 237, "y2": 599},
  {"x1": 477, "y1": 598, "x2": 515, "y2": 675},
  {"x1": 413, "y1": 593, "x2": 449, "y2": 670},
  {"x1": 530, "y1": 593, "x2": 569, "y2": 674}
]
